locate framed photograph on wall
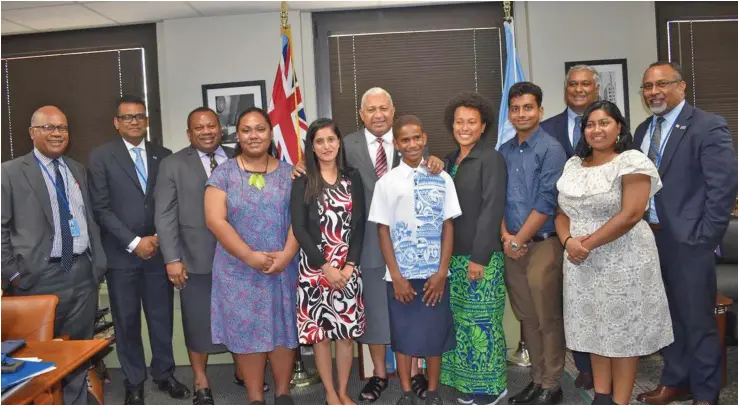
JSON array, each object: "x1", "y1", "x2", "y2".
[
  {"x1": 564, "y1": 59, "x2": 630, "y2": 123},
  {"x1": 202, "y1": 80, "x2": 267, "y2": 146}
]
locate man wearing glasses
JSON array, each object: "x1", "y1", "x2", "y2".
[
  {"x1": 633, "y1": 62, "x2": 738, "y2": 405},
  {"x1": 88, "y1": 96, "x2": 187, "y2": 405},
  {"x1": 2, "y1": 105, "x2": 107, "y2": 404}
]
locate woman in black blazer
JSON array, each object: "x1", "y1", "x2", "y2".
[
  {"x1": 290, "y1": 118, "x2": 365, "y2": 405},
  {"x1": 440, "y1": 92, "x2": 509, "y2": 404}
]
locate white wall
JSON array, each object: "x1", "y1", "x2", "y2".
[
  {"x1": 156, "y1": 11, "x2": 317, "y2": 151},
  {"x1": 516, "y1": 1, "x2": 658, "y2": 126}
]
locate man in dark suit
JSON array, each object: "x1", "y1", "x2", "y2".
[
  {"x1": 2, "y1": 105, "x2": 106, "y2": 405},
  {"x1": 88, "y1": 95, "x2": 188, "y2": 405},
  {"x1": 633, "y1": 62, "x2": 738, "y2": 405},
  {"x1": 540, "y1": 64, "x2": 600, "y2": 160},
  {"x1": 155, "y1": 107, "x2": 242, "y2": 405},
  {"x1": 539, "y1": 65, "x2": 600, "y2": 390}
]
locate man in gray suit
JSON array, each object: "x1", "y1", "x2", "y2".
[
  {"x1": 1, "y1": 105, "x2": 106, "y2": 405},
  {"x1": 155, "y1": 107, "x2": 266, "y2": 405},
  {"x1": 295, "y1": 88, "x2": 444, "y2": 402}
]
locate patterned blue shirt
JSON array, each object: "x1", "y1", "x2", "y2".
[
  {"x1": 499, "y1": 127, "x2": 567, "y2": 236},
  {"x1": 368, "y1": 161, "x2": 462, "y2": 280}
]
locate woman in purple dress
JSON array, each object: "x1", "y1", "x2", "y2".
[{"x1": 204, "y1": 107, "x2": 300, "y2": 405}]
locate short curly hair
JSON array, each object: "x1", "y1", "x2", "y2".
[{"x1": 444, "y1": 92, "x2": 495, "y2": 138}]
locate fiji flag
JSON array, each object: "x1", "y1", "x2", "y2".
[{"x1": 495, "y1": 21, "x2": 526, "y2": 150}]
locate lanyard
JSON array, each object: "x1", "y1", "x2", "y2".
[
  {"x1": 34, "y1": 156, "x2": 72, "y2": 215},
  {"x1": 649, "y1": 117, "x2": 678, "y2": 167}
]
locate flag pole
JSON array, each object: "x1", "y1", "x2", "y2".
[
  {"x1": 281, "y1": 1, "x2": 302, "y2": 162},
  {"x1": 501, "y1": 0, "x2": 531, "y2": 367}
]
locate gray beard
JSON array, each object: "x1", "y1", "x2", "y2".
[{"x1": 649, "y1": 103, "x2": 667, "y2": 115}]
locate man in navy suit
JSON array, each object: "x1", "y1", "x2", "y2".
[
  {"x1": 633, "y1": 62, "x2": 737, "y2": 405},
  {"x1": 540, "y1": 64, "x2": 600, "y2": 160},
  {"x1": 539, "y1": 65, "x2": 600, "y2": 389},
  {"x1": 88, "y1": 96, "x2": 188, "y2": 405}
]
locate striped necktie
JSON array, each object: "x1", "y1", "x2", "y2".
[
  {"x1": 375, "y1": 139, "x2": 388, "y2": 178},
  {"x1": 53, "y1": 159, "x2": 74, "y2": 272}
]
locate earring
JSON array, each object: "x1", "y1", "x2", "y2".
[{"x1": 617, "y1": 135, "x2": 621, "y2": 143}]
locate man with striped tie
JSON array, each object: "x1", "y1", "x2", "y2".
[{"x1": 88, "y1": 96, "x2": 186, "y2": 405}]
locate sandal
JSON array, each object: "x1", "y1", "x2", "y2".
[
  {"x1": 411, "y1": 373, "x2": 428, "y2": 399},
  {"x1": 359, "y1": 376, "x2": 389, "y2": 402},
  {"x1": 233, "y1": 373, "x2": 270, "y2": 392}
]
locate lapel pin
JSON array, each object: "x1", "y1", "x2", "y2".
[{"x1": 153, "y1": 156, "x2": 158, "y2": 159}]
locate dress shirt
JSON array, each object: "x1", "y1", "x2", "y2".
[
  {"x1": 365, "y1": 128, "x2": 394, "y2": 169},
  {"x1": 368, "y1": 160, "x2": 462, "y2": 281},
  {"x1": 33, "y1": 148, "x2": 90, "y2": 256},
  {"x1": 567, "y1": 107, "x2": 581, "y2": 147},
  {"x1": 640, "y1": 99, "x2": 686, "y2": 224},
  {"x1": 198, "y1": 146, "x2": 228, "y2": 178},
  {"x1": 122, "y1": 139, "x2": 148, "y2": 253},
  {"x1": 499, "y1": 127, "x2": 567, "y2": 236}
]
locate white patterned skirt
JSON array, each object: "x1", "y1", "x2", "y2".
[{"x1": 563, "y1": 221, "x2": 674, "y2": 357}]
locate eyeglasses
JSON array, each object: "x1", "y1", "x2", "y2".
[
  {"x1": 640, "y1": 80, "x2": 681, "y2": 91},
  {"x1": 117, "y1": 114, "x2": 148, "y2": 123},
  {"x1": 30, "y1": 124, "x2": 69, "y2": 134}
]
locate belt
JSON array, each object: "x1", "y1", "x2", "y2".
[
  {"x1": 49, "y1": 251, "x2": 88, "y2": 263},
  {"x1": 649, "y1": 223, "x2": 662, "y2": 231},
  {"x1": 531, "y1": 232, "x2": 557, "y2": 243}
]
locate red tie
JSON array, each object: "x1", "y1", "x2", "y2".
[{"x1": 375, "y1": 139, "x2": 388, "y2": 178}]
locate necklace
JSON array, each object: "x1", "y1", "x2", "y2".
[{"x1": 239, "y1": 155, "x2": 268, "y2": 191}]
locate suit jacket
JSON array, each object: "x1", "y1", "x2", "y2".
[
  {"x1": 1, "y1": 152, "x2": 106, "y2": 288},
  {"x1": 633, "y1": 103, "x2": 738, "y2": 250},
  {"x1": 88, "y1": 138, "x2": 172, "y2": 269},
  {"x1": 290, "y1": 170, "x2": 365, "y2": 269},
  {"x1": 540, "y1": 109, "x2": 576, "y2": 159},
  {"x1": 344, "y1": 130, "x2": 403, "y2": 269},
  {"x1": 443, "y1": 141, "x2": 507, "y2": 265},
  {"x1": 154, "y1": 146, "x2": 233, "y2": 274}
]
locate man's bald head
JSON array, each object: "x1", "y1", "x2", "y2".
[{"x1": 29, "y1": 105, "x2": 69, "y2": 159}]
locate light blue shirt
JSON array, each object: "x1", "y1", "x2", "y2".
[
  {"x1": 566, "y1": 107, "x2": 581, "y2": 147},
  {"x1": 198, "y1": 146, "x2": 228, "y2": 178},
  {"x1": 640, "y1": 99, "x2": 686, "y2": 223},
  {"x1": 33, "y1": 148, "x2": 90, "y2": 256}
]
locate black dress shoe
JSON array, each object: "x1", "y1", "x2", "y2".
[
  {"x1": 154, "y1": 376, "x2": 191, "y2": 399},
  {"x1": 509, "y1": 382, "x2": 542, "y2": 404},
  {"x1": 124, "y1": 385, "x2": 145, "y2": 405},
  {"x1": 530, "y1": 388, "x2": 562, "y2": 405},
  {"x1": 193, "y1": 388, "x2": 215, "y2": 405}
]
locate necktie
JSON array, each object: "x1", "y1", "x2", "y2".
[
  {"x1": 207, "y1": 152, "x2": 218, "y2": 174},
  {"x1": 133, "y1": 147, "x2": 147, "y2": 190},
  {"x1": 53, "y1": 159, "x2": 74, "y2": 272},
  {"x1": 573, "y1": 116, "x2": 582, "y2": 148},
  {"x1": 375, "y1": 139, "x2": 388, "y2": 178},
  {"x1": 648, "y1": 116, "x2": 666, "y2": 165}
]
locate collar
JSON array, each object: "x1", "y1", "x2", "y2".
[
  {"x1": 122, "y1": 138, "x2": 147, "y2": 152},
  {"x1": 396, "y1": 159, "x2": 427, "y2": 179},
  {"x1": 511, "y1": 126, "x2": 544, "y2": 148},
  {"x1": 198, "y1": 146, "x2": 227, "y2": 158},
  {"x1": 364, "y1": 128, "x2": 393, "y2": 145},
  {"x1": 33, "y1": 148, "x2": 65, "y2": 168},
  {"x1": 567, "y1": 107, "x2": 581, "y2": 122},
  {"x1": 653, "y1": 99, "x2": 686, "y2": 126}
]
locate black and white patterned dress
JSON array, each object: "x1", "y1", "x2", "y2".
[
  {"x1": 556, "y1": 150, "x2": 674, "y2": 357},
  {"x1": 296, "y1": 178, "x2": 365, "y2": 343}
]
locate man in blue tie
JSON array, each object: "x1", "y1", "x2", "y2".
[
  {"x1": 633, "y1": 62, "x2": 738, "y2": 405},
  {"x1": 88, "y1": 96, "x2": 186, "y2": 405},
  {"x1": 539, "y1": 65, "x2": 601, "y2": 390},
  {"x1": 2, "y1": 106, "x2": 107, "y2": 404}
]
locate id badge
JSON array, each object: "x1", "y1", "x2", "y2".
[{"x1": 69, "y1": 218, "x2": 81, "y2": 237}]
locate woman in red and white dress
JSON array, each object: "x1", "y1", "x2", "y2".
[{"x1": 290, "y1": 118, "x2": 366, "y2": 405}]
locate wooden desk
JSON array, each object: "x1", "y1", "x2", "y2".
[{"x1": 4, "y1": 340, "x2": 110, "y2": 405}]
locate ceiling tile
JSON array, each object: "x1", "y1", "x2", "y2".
[
  {"x1": 1, "y1": 4, "x2": 115, "y2": 30},
  {"x1": 188, "y1": 1, "x2": 281, "y2": 16},
  {"x1": 1, "y1": 19, "x2": 34, "y2": 35},
  {"x1": 1, "y1": 1, "x2": 71, "y2": 11},
  {"x1": 84, "y1": 1, "x2": 198, "y2": 24}
]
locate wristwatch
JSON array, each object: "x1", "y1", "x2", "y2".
[{"x1": 510, "y1": 241, "x2": 522, "y2": 252}]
